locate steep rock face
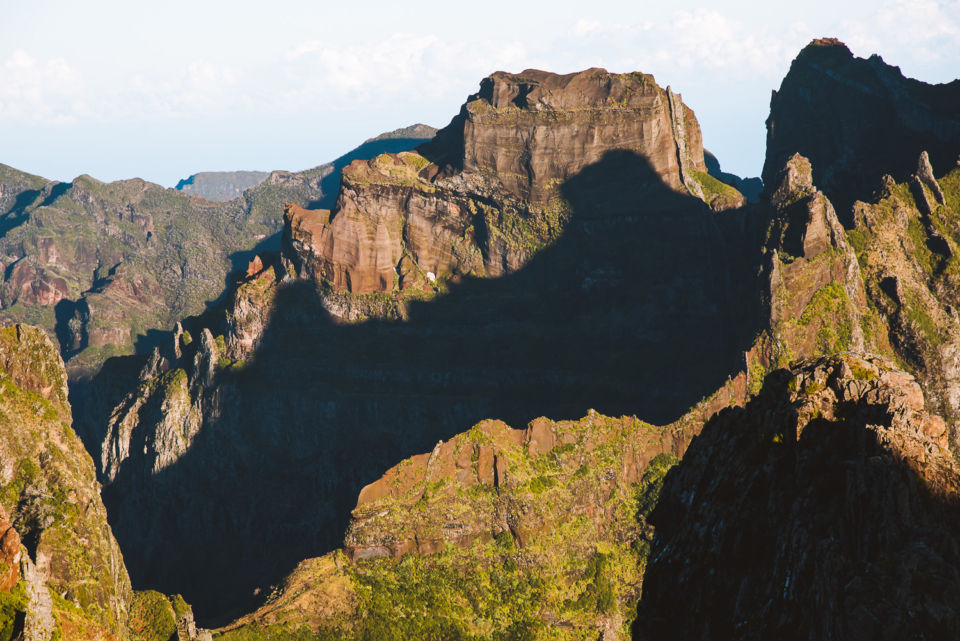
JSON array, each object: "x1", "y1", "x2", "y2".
[
  {"x1": 849, "y1": 156, "x2": 960, "y2": 439},
  {"x1": 0, "y1": 324, "x2": 133, "y2": 640},
  {"x1": 763, "y1": 38, "x2": 960, "y2": 223},
  {"x1": 636, "y1": 354, "x2": 960, "y2": 640},
  {"x1": 745, "y1": 153, "x2": 893, "y2": 394},
  {"x1": 0, "y1": 504, "x2": 20, "y2": 592},
  {"x1": 97, "y1": 70, "x2": 759, "y2": 625},
  {"x1": 287, "y1": 68, "x2": 730, "y2": 297},
  {"x1": 435, "y1": 68, "x2": 705, "y2": 201}
]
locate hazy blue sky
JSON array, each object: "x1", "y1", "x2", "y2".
[{"x1": 2, "y1": 0, "x2": 958, "y2": 186}]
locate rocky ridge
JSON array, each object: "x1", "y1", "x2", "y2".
[
  {"x1": 763, "y1": 37, "x2": 960, "y2": 223},
  {"x1": 636, "y1": 353, "x2": 960, "y2": 640},
  {"x1": 0, "y1": 323, "x2": 208, "y2": 641},
  {"x1": 217, "y1": 384, "x2": 744, "y2": 640},
  {"x1": 93, "y1": 67, "x2": 761, "y2": 625},
  {"x1": 847, "y1": 151, "x2": 960, "y2": 439}
]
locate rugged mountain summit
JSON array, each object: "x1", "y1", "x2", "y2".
[
  {"x1": 94, "y1": 68, "x2": 760, "y2": 624},
  {"x1": 749, "y1": 152, "x2": 892, "y2": 384},
  {"x1": 636, "y1": 353, "x2": 960, "y2": 640},
  {"x1": 763, "y1": 38, "x2": 960, "y2": 222},
  {"x1": 285, "y1": 68, "x2": 736, "y2": 298}
]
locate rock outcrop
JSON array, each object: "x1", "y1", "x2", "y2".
[
  {"x1": 0, "y1": 504, "x2": 20, "y2": 592},
  {"x1": 636, "y1": 354, "x2": 960, "y2": 640},
  {"x1": 849, "y1": 154, "x2": 960, "y2": 439},
  {"x1": 0, "y1": 324, "x2": 132, "y2": 639},
  {"x1": 96, "y1": 68, "x2": 759, "y2": 625},
  {"x1": 763, "y1": 38, "x2": 960, "y2": 223},
  {"x1": 0, "y1": 127, "x2": 432, "y2": 380},
  {"x1": 760, "y1": 155, "x2": 880, "y2": 355},
  {"x1": 286, "y1": 68, "x2": 738, "y2": 297}
]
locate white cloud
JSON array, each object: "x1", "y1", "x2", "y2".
[
  {"x1": 0, "y1": 49, "x2": 83, "y2": 124},
  {"x1": 279, "y1": 33, "x2": 530, "y2": 107},
  {"x1": 844, "y1": 0, "x2": 960, "y2": 65},
  {"x1": 127, "y1": 61, "x2": 243, "y2": 119},
  {"x1": 1, "y1": 1, "x2": 958, "y2": 184}
]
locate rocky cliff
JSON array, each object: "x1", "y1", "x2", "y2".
[
  {"x1": 846, "y1": 152, "x2": 960, "y2": 442},
  {"x1": 636, "y1": 353, "x2": 960, "y2": 640},
  {"x1": 746, "y1": 153, "x2": 893, "y2": 390},
  {"x1": 0, "y1": 127, "x2": 433, "y2": 381},
  {"x1": 93, "y1": 68, "x2": 761, "y2": 625},
  {"x1": 286, "y1": 67, "x2": 738, "y2": 298},
  {"x1": 763, "y1": 38, "x2": 960, "y2": 223},
  {"x1": 0, "y1": 323, "x2": 211, "y2": 641},
  {"x1": 0, "y1": 324, "x2": 132, "y2": 640}
]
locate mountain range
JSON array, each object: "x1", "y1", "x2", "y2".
[{"x1": 0, "y1": 37, "x2": 959, "y2": 641}]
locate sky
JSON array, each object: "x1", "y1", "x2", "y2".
[{"x1": 1, "y1": 0, "x2": 958, "y2": 187}]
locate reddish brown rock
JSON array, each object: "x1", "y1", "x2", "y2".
[
  {"x1": 245, "y1": 255, "x2": 264, "y2": 279},
  {"x1": 447, "y1": 68, "x2": 706, "y2": 202},
  {"x1": 285, "y1": 68, "x2": 718, "y2": 296},
  {"x1": 0, "y1": 504, "x2": 20, "y2": 592}
]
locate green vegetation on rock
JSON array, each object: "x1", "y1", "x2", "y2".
[{"x1": 0, "y1": 582, "x2": 27, "y2": 641}]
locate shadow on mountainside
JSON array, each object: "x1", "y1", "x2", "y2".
[
  {"x1": 634, "y1": 368, "x2": 960, "y2": 640},
  {"x1": 98, "y1": 150, "x2": 769, "y2": 625}
]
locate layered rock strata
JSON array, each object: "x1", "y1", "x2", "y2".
[{"x1": 285, "y1": 67, "x2": 731, "y2": 297}]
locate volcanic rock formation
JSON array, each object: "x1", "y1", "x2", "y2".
[
  {"x1": 285, "y1": 67, "x2": 730, "y2": 297},
  {"x1": 636, "y1": 353, "x2": 960, "y2": 640},
  {"x1": 763, "y1": 38, "x2": 960, "y2": 223},
  {"x1": 95, "y1": 67, "x2": 759, "y2": 624},
  {"x1": 0, "y1": 324, "x2": 131, "y2": 640}
]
